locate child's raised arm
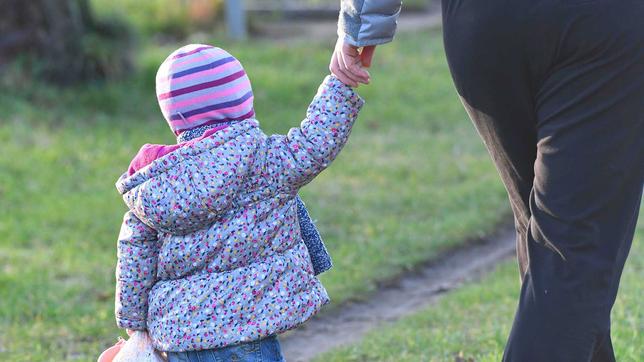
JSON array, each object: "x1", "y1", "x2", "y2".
[
  {"x1": 114, "y1": 211, "x2": 161, "y2": 331},
  {"x1": 263, "y1": 75, "x2": 364, "y2": 192}
]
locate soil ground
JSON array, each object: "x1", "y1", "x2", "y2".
[{"x1": 281, "y1": 227, "x2": 516, "y2": 362}]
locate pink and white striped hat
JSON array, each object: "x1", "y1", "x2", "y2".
[{"x1": 156, "y1": 44, "x2": 255, "y2": 135}]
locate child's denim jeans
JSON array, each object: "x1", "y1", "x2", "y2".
[{"x1": 166, "y1": 335, "x2": 284, "y2": 362}]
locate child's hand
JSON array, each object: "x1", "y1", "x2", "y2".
[{"x1": 329, "y1": 38, "x2": 371, "y2": 87}]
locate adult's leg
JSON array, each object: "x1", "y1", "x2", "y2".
[
  {"x1": 504, "y1": 1, "x2": 644, "y2": 360},
  {"x1": 442, "y1": 0, "x2": 644, "y2": 360},
  {"x1": 591, "y1": 330, "x2": 615, "y2": 362},
  {"x1": 441, "y1": 0, "x2": 541, "y2": 279}
]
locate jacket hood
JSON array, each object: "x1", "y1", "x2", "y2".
[{"x1": 116, "y1": 119, "x2": 261, "y2": 234}]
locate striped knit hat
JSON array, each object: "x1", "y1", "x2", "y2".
[{"x1": 156, "y1": 44, "x2": 255, "y2": 135}]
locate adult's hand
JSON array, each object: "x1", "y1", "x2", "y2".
[{"x1": 329, "y1": 38, "x2": 372, "y2": 87}]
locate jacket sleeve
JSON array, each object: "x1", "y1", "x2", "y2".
[
  {"x1": 264, "y1": 75, "x2": 364, "y2": 192},
  {"x1": 338, "y1": 0, "x2": 402, "y2": 47},
  {"x1": 114, "y1": 211, "x2": 160, "y2": 330}
]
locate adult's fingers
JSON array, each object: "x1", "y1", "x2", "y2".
[{"x1": 361, "y1": 46, "x2": 376, "y2": 68}]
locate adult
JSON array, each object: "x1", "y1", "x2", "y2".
[{"x1": 331, "y1": 1, "x2": 644, "y2": 361}]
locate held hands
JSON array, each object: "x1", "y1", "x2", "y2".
[{"x1": 329, "y1": 37, "x2": 376, "y2": 87}]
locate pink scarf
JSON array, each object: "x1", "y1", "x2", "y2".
[{"x1": 127, "y1": 126, "x2": 227, "y2": 176}]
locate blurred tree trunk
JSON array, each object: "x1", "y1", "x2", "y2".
[{"x1": 0, "y1": 0, "x2": 132, "y2": 84}]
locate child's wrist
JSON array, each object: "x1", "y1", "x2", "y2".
[
  {"x1": 323, "y1": 75, "x2": 364, "y2": 108},
  {"x1": 327, "y1": 74, "x2": 350, "y2": 88}
]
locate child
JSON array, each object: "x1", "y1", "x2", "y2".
[{"x1": 113, "y1": 44, "x2": 363, "y2": 361}]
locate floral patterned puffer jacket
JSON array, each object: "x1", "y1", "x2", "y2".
[{"x1": 114, "y1": 76, "x2": 363, "y2": 352}]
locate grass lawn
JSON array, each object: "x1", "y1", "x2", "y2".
[
  {"x1": 91, "y1": 0, "x2": 431, "y2": 38},
  {"x1": 317, "y1": 206, "x2": 643, "y2": 362},
  {"x1": 0, "y1": 29, "x2": 509, "y2": 361}
]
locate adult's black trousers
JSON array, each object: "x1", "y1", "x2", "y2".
[{"x1": 441, "y1": 0, "x2": 644, "y2": 360}]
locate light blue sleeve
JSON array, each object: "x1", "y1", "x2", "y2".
[{"x1": 338, "y1": 0, "x2": 402, "y2": 47}]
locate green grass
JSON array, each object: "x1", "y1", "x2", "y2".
[
  {"x1": 92, "y1": 0, "x2": 225, "y2": 37},
  {"x1": 0, "y1": 29, "x2": 509, "y2": 361},
  {"x1": 90, "y1": 0, "x2": 431, "y2": 39},
  {"x1": 92, "y1": 0, "x2": 430, "y2": 24},
  {"x1": 317, "y1": 207, "x2": 643, "y2": 362}
]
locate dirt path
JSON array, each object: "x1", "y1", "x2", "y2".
[
  {"x1": 254, "y1": 5, "x2": 442, "y2": 44},
  {"x1": 281, "y1": 227, "x2": 516, "y2": 362}
]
